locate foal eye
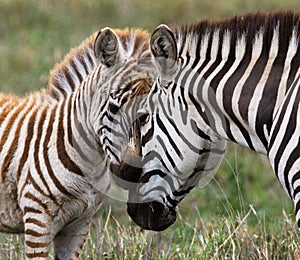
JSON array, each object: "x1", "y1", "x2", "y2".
[
  {"x1": 109, "y1": 103, "x2": 119, "y2": 115},
  {"x1": 138, "y1": 113, "x2": 150, "y2": 125}
]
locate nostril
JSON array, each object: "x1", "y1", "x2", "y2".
[{"x1": 149, "y1": 201, "x2": 165, "y2": 213}]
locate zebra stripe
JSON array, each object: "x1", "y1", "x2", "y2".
[
  {"x1": 121, "y1": 11, "x2": 300, "y2": 232},
  {"x1": 0, "y1": 27, "x2": 151, "y2": 259}
]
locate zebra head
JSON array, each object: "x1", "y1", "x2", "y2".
[
  {"x1": 123, "y1": 25, "x2": 227, "y2": 231},
  {"x1": 90, "y1": 27, "x2": 155, "y2": 188}
]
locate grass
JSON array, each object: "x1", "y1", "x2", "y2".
[
  {"x1": 1, "y1": 144, "x2": 298, "y2": 259},
  {"x1": 1, "y1": 0, "x2": 300, "y2": 259},
  {"x1": 81, "y1": 146, "x2": 299, "y2": 259}
]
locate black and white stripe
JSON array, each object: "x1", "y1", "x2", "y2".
[
  {"x1": 122, "y1": 11, "x2": 300, "y2": 231},
  {"x1": 0, "y1": 27, "x2": 151, "y2": 259}
]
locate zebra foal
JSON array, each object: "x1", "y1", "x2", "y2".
[
  {"x1": 113, "y1": 11, "x2": 300, "y2": 232},
  {"x1": 0, "y1": 27, "x2": 151, "y2": 259}
]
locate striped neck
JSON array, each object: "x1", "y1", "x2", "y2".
[
  {"x1": 173, "y1": 12, "x2": 300, "y2": 153},
  {"x1": 66, "y1": 69, "x2": 107, "y2": 180}
]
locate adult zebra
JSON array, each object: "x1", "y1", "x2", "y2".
[
  {"x1": 119, "y1": 11, "x2": 300, "y2": 231},
  {"x1": 0, "y1": 27, "x2": 151, "y2": 259}
]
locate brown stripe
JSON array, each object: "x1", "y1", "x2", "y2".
[
  {"x1": 27, "y1": 170, "x2": 59, "y2": 206},
  {"x1": 0, "y1": 96, "x2": 11, "y2": 107},
  {"x1": 25, "y1": 217, "x2": 47, "y2": 228},
  {"x1": 56, "y1": 99, "x2": 83, "y2": 176},
  {"x1": 63, "y1": 66, "x2": 75, "y2": 93},
  {"x1": 18, "y1": 172, "x2": 27, "y2": 205},
  {"x1": 0, "y1": 101, "x2": 25, "y2": 154},
  {"x1": 0, "y1": 101, "x2": 14, "y2": 127},
  {"x1": 81, "y1": 55, "x2": 89, "y2": 75},
  {"x1": 67, "y1": 96, "x2": 73, "y2": 146},
  {"x1": 26, "y1": 240, "x2": 50, "y2": 248},
  {"x1": 23, "y1": 206, "x2": 42, "y2": 215},
  {"x1": 16, "y1": 106, "x2": 38, "y2": 182},
  {"x1": 26, "y1": 252, "x2": 49, "y2": 258},
  {"x1": 0, "y1": 94, "x2": 19, "y2": 107},
  {"x1": 85, "y1": 49, "x2": 94, "y2": 69},
  {"x1": 24, "y1": 192, "x2": 53, "y2": 219},
  {"x1": 1, "y1": 99, "x2": 34, "y2": 183},
  {"x1": 25, "y1": 229, "x2": 50, "y2": 237},
  {"x1": 33, "y1": 107, "x2": 59, "y2": 205},
  {"x1": 43, "y1": 107, "x2": 75, "y2": 197},
  {"x1": 70, "y1": 58, "x2": 83, "y2": 86}
]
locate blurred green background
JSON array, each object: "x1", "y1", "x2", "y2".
[
  {"x1": 1, "y1": 0, "x2": 300, "y2": 95},
  {"x1": 1, "y1": 0, "x2": 300, "y2": 258}
]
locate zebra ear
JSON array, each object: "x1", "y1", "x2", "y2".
[
  {"x1": 150, "y1": 24, "x2": 178, "y2": 84},
  {"x1": 94, "y1": 27, "x2": 120, "y2": 68}
]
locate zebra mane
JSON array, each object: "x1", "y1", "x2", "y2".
[
  {"x1": 47, "y1": 32, "x2": 98, "y2": 101},
  {"x1": 112, "y1": 28, "x2": 151, "y2": 60},
  {"x1": 174, "y1": 11, "x2": 300, "y2": 57},
  {"x1": 47, "y1": 28, "x2": 150, "y2": 101}
]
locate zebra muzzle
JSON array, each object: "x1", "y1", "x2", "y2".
[
  {"x1": 109, "y1": 118, "x2": 143, "y2": 189},
  {"x1": 127, "y1": 200, "x2": 176, "y2": 231}
]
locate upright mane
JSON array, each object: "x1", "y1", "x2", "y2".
[
  {"x1": 47, "y1": 32, "x2": 98, "y2": 100},
  {"x1": 173, "y1": 11, "x2": 300, "y2": 58},
  {"x1": 46, "y1": 28, "x2": 150, "y2": 101},
  {"x1": 113, "y1": 28, "x2": 151, "y2": 59}
]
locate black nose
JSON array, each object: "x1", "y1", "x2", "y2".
[
  {"x1": 127, "y1": 201, "x2": 176, "y2": 231},
  {"x1": 110, "y1": 162, "x2": 142, "y2": 189}
]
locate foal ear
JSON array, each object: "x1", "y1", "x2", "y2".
[
  {"x1": 150, "y1": 24, "x2": 178, "y2": 82},
  {"x1": 94, "y1": 27, "x2": 120, "y2": 67}
]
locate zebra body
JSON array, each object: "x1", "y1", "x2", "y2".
[
  {"x1": 0, "y1": 28, "x2": 151, "y2": 259},
  {"x1": 268, "y1": 74, "x2": 300, "y2": 224},
  {"x1": 120, "y1": 12, "x2": 300, "y2": 231}
]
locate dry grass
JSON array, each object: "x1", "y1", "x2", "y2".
[
  {"x1": 79, "y1": 203, "x2": 299, "y2": 259},
  {"x1": 1, "y1": 200, "x2": 298, "y2": 259}
]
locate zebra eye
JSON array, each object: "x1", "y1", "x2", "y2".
[
  {"x1": 137, "y1": 113, "x2": 150, "y2": 126},
  {"x1": 109, "y1": 103, "x2": 119, "y2": 115}
]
